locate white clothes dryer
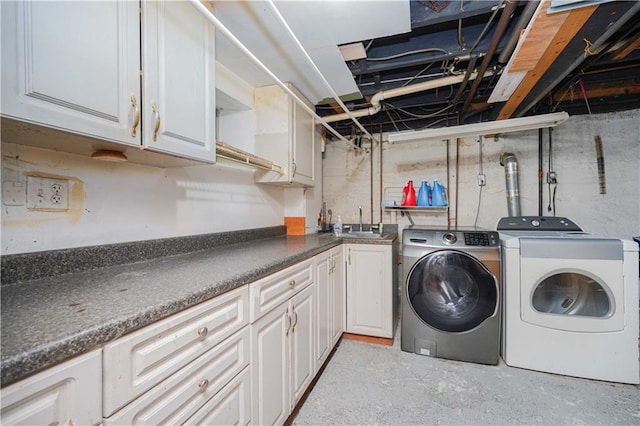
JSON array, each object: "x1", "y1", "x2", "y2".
[{"x1": 498, "y1": 216, "x2": 639, "y2": 384}]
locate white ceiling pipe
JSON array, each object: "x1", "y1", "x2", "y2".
[
  {"x1": 188, "y1": 0, "x2": 353, "y2": 146},
  {"x1": 323, "y1": 72, "x2": 478, "y2": 123},
  {"x1": 265, "y1": 0, "x2": 377, "y2": 144}
]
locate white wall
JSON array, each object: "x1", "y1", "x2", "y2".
[
  {"x1": 322, "y1": 109, "x2": 640, "y2": 239},
  {"x1": 0, "y1": 142, "x2": 285, "y2": 255}
]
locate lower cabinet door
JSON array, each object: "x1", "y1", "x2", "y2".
[
  {"x1": 345, "y1": 244, "x2": 393, "y2": 338},
  {"x1": 185, "y1": 366, "x2": 251, "y2": 426},
  {"x1": 315, "y1": 250, "x2": 332, "y2": 368},
  {"x1": 0, "y1": 350, "x2": 102, "y2": 426},
  {"x1": 331, "y1": 247, "x2": 345, "y2": 346},
  {"x1": 251, "y1": 301, "x2": 290, "y2": 426},
  {"x1": 290, "y1": 286, "x2": 315, "y2": 406}
]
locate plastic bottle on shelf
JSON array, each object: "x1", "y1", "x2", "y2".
[
  {"x1": 431, "y1": 179, "x2": 447, "y2": 206},
  {"x1": 417, "y1": 180, "x2": 431, "y2": 206},
  {"x1": 334, "y1": 215, "x2": 343, "y2": 236},
  {"x1": 403, "y1": 180, "x2": 417, "y2": 206}
]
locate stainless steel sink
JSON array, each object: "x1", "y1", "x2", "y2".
[{"x1": 342, "y1": 231, "x2": 385, "y2": 239}]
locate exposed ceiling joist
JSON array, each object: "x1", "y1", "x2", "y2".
[{"x1": 496, "y1": 2, "x2": 597, "y2": 119}]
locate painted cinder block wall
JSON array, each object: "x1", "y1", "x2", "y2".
[{"x1": 322, "y1": 109, "x2": 640, "y2": 239}]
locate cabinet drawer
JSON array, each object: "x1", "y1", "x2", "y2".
[
  {"x1": 103, "y1": 286, "x2": 249, "y2": 416},
  {"x1": 104, "y1": 327, "x2": 250, "y2": 425},
  {"x1": 184, "y1": 366, "x2": 251, "y2": 426},
  {"x1": 249, "y1": 259, "x2": 313, "y2": 322},
  {"x1": 0, "y1": 350, "x2": 102, "y2": 426}
]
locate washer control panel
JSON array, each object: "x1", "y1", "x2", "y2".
[
  {"x1": 404, "y1": 228, "x2": 499, "y2": 248},
  {"x1": 463, "y1": 232, "x2": 497, "y2": 246},
  {"x1": 496, "y1": 216, "x2": 582, "y2": 232}
]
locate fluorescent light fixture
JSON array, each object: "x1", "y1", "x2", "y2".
[{"x1": 387, "y1": 112, "x2": 570, "y2": 144}]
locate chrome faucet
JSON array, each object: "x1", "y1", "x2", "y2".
[{"x1": 359, "y1": 206, "x2": 363, "y2": 231}]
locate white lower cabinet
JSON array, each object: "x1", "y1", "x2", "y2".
[
  {"x1": 102, "y1": 286, "x2": 250, "y2": 424},
  {"x1": 0, "y1": 349, "x2": 102, "y2": 426},
  {"x1": 251, "y1": 282, "x2": 315, "y2": 426},
  {"x1": 103, "y1": 327, "x2": 250, "y2": 425},
  {"x1": 315, "y1": 246, "x2": 345, "y2": 368},
  {"x1": 345, "y1": 243, "x2": 394, "y2": 338}
]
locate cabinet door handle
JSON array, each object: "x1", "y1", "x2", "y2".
[
  {"x1": 292, "y1": 162, "x2": 297, "y2": 178},
  {"x1": 130, "y1": 94, "x2": 140, "y2": 137},
  {"x1": 152, "y1": 102, "x2": 161, "y2": 141},
  {"x1": 348, "y1": 249, "x2": 351, "y2": 265},
  {"x1": 289, "y1": 279, "x2": 296, "y2": 288},
  {"x1": 197, "y1": 327, "x2": 208, "y2": 339},
  {"x1": 285, "y1": 309, "x2": 292, "y2": 336},
  {"x1": 198, "y1": 379, "x2": 209, "y2": 391},
  {"x1": 291, "y1": 306, "x2": 298, "y2": 333}
]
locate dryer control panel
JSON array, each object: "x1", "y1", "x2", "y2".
[{"x1": 496, "y1": 216, "x2": 582, "y2": 232}]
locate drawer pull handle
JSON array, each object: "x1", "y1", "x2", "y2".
[
  {"x1": 289, "y1": 279, "x2": 296, "y2": 288},
  {"x1": 198, "y1": 379, "x2": 209, "y2": 391},
  {"x1": 197, "y1": 327, "x2": 209, "y2": 338}
]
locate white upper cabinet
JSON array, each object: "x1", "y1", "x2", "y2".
[
  {"x1": 254, "y1": 83, "x2": 315, "y2": 186},
  {"x1": 141, "y1": 0, "x2": 216, "y2": 161},
  {"x1": 1, "y1": 0, "x2": 216, "y2": 163},
  {"x1": 1, "y1": 0, "x2": 140, "y2": 146}
]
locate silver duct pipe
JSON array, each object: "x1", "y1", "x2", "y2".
[{"x1": 500, "y1": 152, "x2": 521, "y2": 217}]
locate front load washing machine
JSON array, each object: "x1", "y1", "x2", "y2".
[
  {"x1": 498, "y1": 216, "x2": 640, "y2": 384},
  {"x1": 401, "y1": 227, "x2": 501, "y2": 365}
]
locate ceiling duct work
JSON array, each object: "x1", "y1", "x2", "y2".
[{"x1": 500, "y1": 152, "x2": 521, "y2": 217}]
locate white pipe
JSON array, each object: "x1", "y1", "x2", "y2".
[
  {"x1": 188, "y1": 0, "x2": 352, "y2": 146},
  {"x1": 265, "y1": 0, "x2": 376, "y2": 145},
  {"x1": 323, "y1": 72, "x2": 478, "y2": 123}
]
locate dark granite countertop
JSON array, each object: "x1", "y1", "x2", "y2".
[{"x1": 1, "y1": 230, "x2": 396, "y2": 386}]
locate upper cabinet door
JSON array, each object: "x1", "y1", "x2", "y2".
[
  {"x1": 141, "y1": 0, "x2": 216, "y2": 162},
  {"x1": 291, "y1": 94, "x2": 315, "y2": 186},
  {"x1": 1, "y1": 0, "x2": 141, "y2": 145}
]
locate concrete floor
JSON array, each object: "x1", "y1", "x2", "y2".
[{"x1": 293, "y1": 336, "x2": 640, "y2": 425}]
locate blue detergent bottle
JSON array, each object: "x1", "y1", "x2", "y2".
[
  {"x1": 417, "y1": 179, "x2": 431, "y2": 206},
  {"x1": 431, "y1": 179, "x2": 447, "y2": 206}
]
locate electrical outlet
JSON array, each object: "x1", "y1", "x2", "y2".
[
  {"x1": 477, "y1": 174, "x2": 486, "y2": 186},
  {"x1": 26, "y1": 176, "x2": 69, "y2": 211}
]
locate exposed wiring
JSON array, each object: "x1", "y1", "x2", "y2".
[
  {"x1": 467, "y1": 0, "x2": 504, "y2": 54},
  {"x1": 457, "y1": 19, "x2": 466, "y2": 50},
  {"x1": 366, "y1": 47, "x2": 449, "y2": 62},
  {"x1": 391, "y1": 104, "x2": 454, "y2": 119},
  {"x1": 547, "y1": 128, "x2": 557, "y2": 215},
  {"x1": 474, "y1": 186, "x2": 483, "y2": 228},
  {"x1": 474, "y1": 136, "x2": 484, "y2": 228},
  {"x1": 401, "y1": 62, "x2": 436, "y2": 87},
  {"x1": 385, "y1": 110, "x2": 400, "y2": 132},
  {"x1": 583, "y1": 38, "x2": 595, "y2": 57}
]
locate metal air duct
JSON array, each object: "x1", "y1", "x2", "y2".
[{"x1": 499, "y1": 152, "x2": 521, "y2": 217}]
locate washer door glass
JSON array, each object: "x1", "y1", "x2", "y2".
[
  {"x1": 407, "y1": 250, "x2": 498, "y2": 332},
  {"x1": 531, "y1": 273, "x2": 611, "y2": 317}
]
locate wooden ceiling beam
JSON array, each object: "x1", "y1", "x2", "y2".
[
  {"x1": 496, "y1": 4, "x2": 598, "y2": 120},
  {"x1": 610, "y1": 33, "x2": 640, "y2": 60},
  {"x1": 553, "y1": 81, "x2": 640, "y2": 102}
]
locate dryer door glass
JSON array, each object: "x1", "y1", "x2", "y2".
[
  {"x1": 407, "y1": 250, "x2": 498, "y2": 332},
  {"x1": 531, "y1": 273, "x2": 611, "y2": 317}
]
